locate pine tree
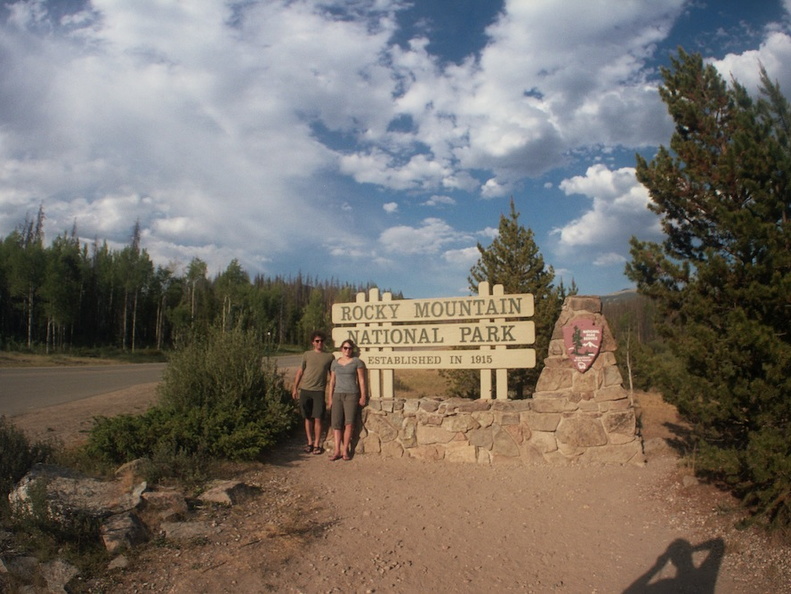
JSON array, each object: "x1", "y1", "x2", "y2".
[
  {"x1": 41, "y1": 229, "x2": 82, "y2": 351},
  {"x1": 116, "y1": 221, "x2": 154, "y2": 351},
  {"x1": 626, "y1": 49, "x2": 791, "y2": 529},
  {"x1": 183, "y1": 257, "x2": 211, "y2": 333},
  {"x1": 446, "y1": 198, "x2": 566, "y2": 398},
  {"x1": 6, "y1": 206, "x2": 47, "y2": 348},
  {"x1": 296, "y1": 288, "x2": 329, "y2": 347},
  {"x1": 215, "y1": 259, "x2": 252, "y2": 331}
]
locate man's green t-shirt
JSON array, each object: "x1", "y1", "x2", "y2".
[{"x1": 299, "y1": 351, "x2": 335, "y2": 391}]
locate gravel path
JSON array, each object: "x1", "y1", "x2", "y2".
[
  {"x1": 9, "y1": 384, "x2": 791, "y2": 593},
  {"x1": 91, "y1": 434, "x2": 789, "y2": 594}
]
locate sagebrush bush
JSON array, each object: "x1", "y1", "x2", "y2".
[{"x1": 84, "y1": 325, "x2": 297, "y2": 470}]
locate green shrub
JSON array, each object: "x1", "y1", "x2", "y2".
[
  {"x1": 0, "y1": 419, "x2": 107, "y2": 579},
  {"x1": 84, "y1": 325, "x2": 297, "y2": 471},
  {"x1": 7, "y1": 477, "x2": 108, "y2": 579},
  {"x1": 439, "y1": 368, "x2": 480, "y2": 399},
  {"x1": 0, "y1": 416, "x2": 53, "y2": 504},
  {"x1": 139, "y1": 442, "x2": 210, "y2": 488}
]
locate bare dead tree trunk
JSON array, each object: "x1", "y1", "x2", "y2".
[
  {"x1": 122, "y1": 289, "x2": 129, "y2": 351},
  {"x1": 26, "y1": 287, "x2": 34, "y2": 349},
  {"x1": 46, "y1": 317, "x2": 52, "y2": 354},
  {"x1": 131, "y1": 290, "x2": 138, "y2": 352},
  {"x1": 156, "y1": 294, "x2": 166, "y2": 350},
  {"x1": 626, "y1": 322, "x2": 634, "y2": 396}
]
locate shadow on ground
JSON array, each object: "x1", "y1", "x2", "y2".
[{"x1": 623, "y1": 537, "x2": 725, "y2": 593}]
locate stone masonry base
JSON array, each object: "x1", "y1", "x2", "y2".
[{"x1": 349, "y1": 296, "x2": 645, "y2": 466}]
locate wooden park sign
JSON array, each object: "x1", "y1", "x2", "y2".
[{"x1": 331, "y1": 282, "x2": 536, "y2": 399}]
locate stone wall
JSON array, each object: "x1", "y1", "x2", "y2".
[{"x1": 354, "y1": 295, "x2": 645, "y2": 465}]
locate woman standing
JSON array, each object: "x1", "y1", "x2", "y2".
[{"x1": 328, "y1": 339, "x2": 367, "y2": 461}]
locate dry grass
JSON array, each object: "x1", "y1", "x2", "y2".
[
  {"x1": 391, "y1": 369, "x2": 448, "y2": 399},
  {"x1": 0, "y1": 352, "x2": 121, "y2": 368},
  {"x1": 632, "y1": 389, "x2": 686, "y2": 442}
]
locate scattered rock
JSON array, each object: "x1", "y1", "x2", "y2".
[
  {"x1": 160, "y1": 520, "x2": 218, "y2": 541},
  {"x1": 682, "y1": 474, "x2": 700, "y2": 488},
  {"x1": 1, "y1": 556, "x2": 38, "y2": 583},
  {"x1": 140, "y1": 488, "x2": 190, "y2": 526},
  {"x1": 108, "y1": 555, "x2": 130, "y2": 570},
  {"x1": 114, "y1": 458, "x2": 147, "y2": 483},
  {"x1": 2, "y1": 462, "x2": 255, "y2": 590},
  {"x1": 198, "y1": 480, "x2": 259, "y2": 505},
  {"x1": 101, "y1": 511, "x2": 149, "y2": 553},
  {"x1": 39, "y1": 558, "x2": 79, "y2": 593}
]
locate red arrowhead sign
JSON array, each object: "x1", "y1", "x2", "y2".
[{"x1": 562, "y1": 319, "x2": 602, "y2": 373}]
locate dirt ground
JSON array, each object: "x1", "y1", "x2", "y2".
[{"x1": 9, "y1": 373, "x2": 791, "y2": 593}]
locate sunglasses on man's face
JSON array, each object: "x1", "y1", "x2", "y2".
[{"x1": 313, "y1": 339, "x2": 324, "y2": 343}]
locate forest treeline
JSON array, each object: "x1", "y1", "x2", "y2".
[
  {"x1": 0, "y1": 203, "x2": 658, "y2": 364},
  {"x1": 0, "y1": 207, "x2": 389, "y2": 353}
]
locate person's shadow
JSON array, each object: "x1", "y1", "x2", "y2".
[{"x1": 623, "y1": 538, "x2": 725, "y2": 593}]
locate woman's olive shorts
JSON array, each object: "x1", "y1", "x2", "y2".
[{"x1": 331, "y1": 392, "x2": 359, "y2": 429}]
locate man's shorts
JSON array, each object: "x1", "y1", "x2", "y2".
[{"x1": 299, "y1": 390, "x2": 326, "y2": 419}]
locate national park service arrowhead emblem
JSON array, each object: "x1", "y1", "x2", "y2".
[{"x1": 562, "y1": 318, "x2": 602, "y2": 373}]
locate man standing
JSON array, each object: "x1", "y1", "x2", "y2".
[{"x1": 292, "y1": 330, "x2": 335, "y2": 454}]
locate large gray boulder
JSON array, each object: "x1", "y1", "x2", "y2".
[{"x1": 8, "y1": 463, "x2": 146, "y2": 523}]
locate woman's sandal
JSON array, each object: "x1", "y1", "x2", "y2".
[
  {"x1": 312, "y1": 446, "x2": 324, "y2": 455},
  {"x1": 328, "y1": 453, "x2": 342, "y2": 461},
  {"x1": 304, "y1": 444, "x2": 314, "y2": 453}
]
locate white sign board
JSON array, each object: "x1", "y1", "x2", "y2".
[
  {"x1": 331, "y1": 284, "x2": 536, "y2": 399},
  {"x1": 361, "y1": 348, "x2": 536, "y2": 370},
  {"x1": 332, "y1": 321, "x2": 535, "y2": 348},
  {"x1": 332, "y1": 294, "x2": 533, "y2": 323}
]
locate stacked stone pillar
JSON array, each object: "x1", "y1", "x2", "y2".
[{"x1": 532, "y1": 295, "x2": 643, "y2": 463}]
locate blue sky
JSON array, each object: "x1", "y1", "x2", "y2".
[{"x1": 1, "y1": 0, "x2": 790, "y2": 299}]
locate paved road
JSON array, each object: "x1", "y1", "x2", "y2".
[
  {"x1": 271, "y1": 354, "x2": 302, "y2": 370},
  {"x1": 0, "y1": 363, "x2": 167, "y2": 417},
  {"x1": 0, "y1": 355, "x2": 303, "y2": 418}
]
